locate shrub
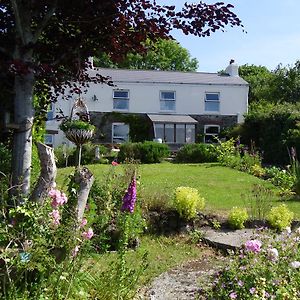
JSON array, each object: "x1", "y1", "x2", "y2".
[
  {"x1": 228, "y1": 207, "x2": 248, "y2": 229},
  {"x1": 54, "y1": 145, "x2": 76, "y2": 167},
  {"x1": 173, "y1": 186, "x2": 205, "y2": 220},
  {"x1": 118, "y1": 141, "x2": 170, "y2": 163},
  {"x1": 250, "y1": 164, "x2": 265, "y2": 177},
  {"x1": 175, "y1": 143, "x2": 218, "y2": 163},
  {"x1": 55, "y1": 143, "x2": 108, "y2": 167},
  {"x1": 264, "y1": 166, "x2": 295, "y2": 192},
  {"x1": 267, "y1": 204, "x2": 294, "y2": 231}
]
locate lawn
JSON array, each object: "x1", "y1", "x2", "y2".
[{"x1": 56, "y1": 162, "x2": 300, "y2": 217}]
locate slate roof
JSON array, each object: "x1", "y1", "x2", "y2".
[{"x1": 91, "y1": 67, "x2": 248, "y2": 86}]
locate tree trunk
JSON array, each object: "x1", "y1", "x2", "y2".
[
  {"x1": 11, "y1": 72, "x2": 35, "y2": 197},
  {"x1": 31, "y1": 142, "x2": 57, "y2": 203},
  {"x1": 75, "y1": 167, "x2": 94, "y2": 222}
]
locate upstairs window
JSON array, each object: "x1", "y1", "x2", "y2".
[
  {"x1": 47, "y1": 103, "x2": 55, "y2": 120},
  {"x1": 204, "y1": 125, "x2": 220, "y2": 143},
  {"x1": 160, "y1": 91, "x2": 176, "y2": 111},
  {"x1": 113, "y1": 90, "x2": 129, "y2": 110},
  {"x1": 205, "y1": 93, "x2": 220, "y2": 112}
]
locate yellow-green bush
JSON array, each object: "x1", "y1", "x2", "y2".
[
  {"x1": 228, "y1": 207, "x2": 248, "y2": 229},
  {"x1": 267, "y1": 204, "x2": 294, "y2": 231},
  {"x1": 173, "y1": 187, "x2": 205, "y2": 220}
]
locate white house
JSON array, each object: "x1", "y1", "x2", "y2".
[{"x1": 46, "y1": 60, "x2": 248, "y2": 148}]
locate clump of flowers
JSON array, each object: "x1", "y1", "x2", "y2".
[
  {"x1": 244, "y1": 239, "x2": 262, "y2": 253},
  {"x1": 200, "y1": 229, "x2": 300, "y2": 299},
  {"x1": 121, "y1": 176, "x2": 137, "y2": 213}
]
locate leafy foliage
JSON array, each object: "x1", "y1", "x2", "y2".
[
  {"x1": 118, "y1": 142, "x2": 170, "y2": 164},
  {"x1": 175, "y1": 143, "x2": 218, "y2": 163},
  {"x1": 202, "y1": 231, "x2": 300, "y2": 299},
  {"x1": 173, "y1": 186, "x2": 205, "y2": 220},
  {"x1": 59, "y1": 120, "x2": 96, "y2": 132},
  {"x1": 94, "y1": 38, "x2": 199, "y2": 71},
  {"x1": 267, "y1": 204, "x2": 294, "y2": 231},
  {"x1": 228, "y1": 207, "x2": 248, "y2": 229}
]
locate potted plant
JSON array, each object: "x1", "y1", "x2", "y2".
[{"x1": 60, "y1": 119, "x2": 96, "y2": 146}]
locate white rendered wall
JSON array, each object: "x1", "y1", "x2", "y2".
[{"x1": 47, "y1": 81, "x2": 248, "y2": 147}]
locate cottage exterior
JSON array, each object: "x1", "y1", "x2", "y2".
[{"x1": 45, "y1": 61, "x2": 248, "y2": 148}]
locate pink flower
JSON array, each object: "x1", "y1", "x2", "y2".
[
  {"x1": 71, "y1": 245, "x2": 80, "y2": 257},
  {"x1": 244, "y1": 239, "x2": 262, "y2": 253},
  {"x1": 80, "y1": 218, "x2": 88, "y2": 227},
  {"x1": 82, "y1": 228, "x2": 94, "y2": 240},
  {"x1": 49, "y1": 189, "x2": 68, "y2": 208},
  {"x1": 229, "y1": 292, "x2": 237, "y2": 299},
  {"x1": 49, "y1": 209, "x2": 60, "y2": 226},
  {"x1": 112, "y1": 161, "x2": 119, "y2": 166}
]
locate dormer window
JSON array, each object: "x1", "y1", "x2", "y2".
[{"x1": 113, "y1": 90, "x2": 129, "y2": 110}]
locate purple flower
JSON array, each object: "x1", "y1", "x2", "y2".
[
  {"x1": 237, "y1": 280, "x2": 244, "y2": 287},
  {"x1": 121, "y1": 176, "x2": 137, "y2": 213},
  {"x1": 249, "y1": 287, "x2": 256, "y2": 294},
  {"x1": 244, "y1": 239, "x2": 262, "y2": 253},
  {"x1": 229, "y1": 292, "x2": 237, "y2": 299}
]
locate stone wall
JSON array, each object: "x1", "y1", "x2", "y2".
[{"x1": 90, "y1": 112, "x2": 238, "y2": 145}]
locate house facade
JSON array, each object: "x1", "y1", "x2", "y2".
[{"x1": 46, "y1": 61, "x2": 248, "y2": 148}]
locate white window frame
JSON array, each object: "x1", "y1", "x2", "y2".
[
  {"x1": 204, "y1": 92, "x2": 220, "y2": 113},
  {"x1": 160, "y1": 90, "x2": 176, "y2": 112},
  {"x1": 153, "y1": 123, "x2": 195, "y2": 144},
  {"x1": 113, "y1": 89, "x2": 129, "y2": 111},
  {"x1": 204, "y1": 124, "x2": 220, "y2": 143},
  {"x1": 112, "y1": 122, "x2": 129, "y2": 144}
]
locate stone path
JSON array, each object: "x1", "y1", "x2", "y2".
[{"x1": 136, "y1": 227, "x2": 264, "y2": 300}]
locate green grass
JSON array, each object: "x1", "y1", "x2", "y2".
[
  {"x1": 87, "y1": 234, "x2": 211, "y2": 285},
  {"x1": 57, "y1": 162, "x2": 300, "y2": 217}
]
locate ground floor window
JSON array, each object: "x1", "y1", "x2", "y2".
[
  {"x1": 112, "y1": 123, "x2": 129, "y2": 143},
  {"x1": 204, "y1": 125, "x2": 220, "y2": 143},
  {"x1": 44, "y1": 134, "x2": 54, "y2": 147},
  {"x1": 154, "y1": 123, "x2": 195, "y2": 143}
]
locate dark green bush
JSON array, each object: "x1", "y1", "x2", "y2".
[
  {"x1": 232, "y1": 102, "x2": 300, "y2": 164},
  {"x1": 175, "y1": 143, "x2": 218, "y2": 163},
  {"x1": 118, "y1": 141, "x2": 170, "y2": 163}
]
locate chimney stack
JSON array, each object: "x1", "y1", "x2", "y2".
[{"x1": 225, "y1": 59, "x2": 239, "y2": 77}]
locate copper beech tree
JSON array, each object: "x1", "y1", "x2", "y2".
[{"x1": 0, "y1": 0, "x2": 242, "y2": 197}]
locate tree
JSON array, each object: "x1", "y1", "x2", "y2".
[
  {"x1": 94, "y1": 39, "x2": 199, "y2": 72},
  {"x1": 0, "y1": 0, "x2": 242, "y2": 197},
  {"x1": 238, "y1": 64, "x2": 275, "y2": 103}
]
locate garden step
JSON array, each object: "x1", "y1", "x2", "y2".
[{"x1": 201, "y1": 227, "x2": 263, "y2": 251}]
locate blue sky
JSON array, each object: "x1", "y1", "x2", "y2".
[{"x1": 163, "y1": 0, "x2": 300, "y2": 72}]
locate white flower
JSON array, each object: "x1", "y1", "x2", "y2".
[
  {"x1": 290, "y1": 261, "x2": 300, "y2": 269},
  {"x1": 267, "y1": 248, "x2": 279, "y2": 261},
  {"x1": 285, "y1": 226, "x2": 292, "y2": 234}
]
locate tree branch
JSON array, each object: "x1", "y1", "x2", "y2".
[
  {"x1": 32, "y1": 2, "x2": 57, "y2": 43},
  {"x1": 10, "y1": 0, "x2": 26, "y2": 45}
]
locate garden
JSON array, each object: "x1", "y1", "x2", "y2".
[{"x1": 1, "y1": 124, "x2": 300, "y2": 299}]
